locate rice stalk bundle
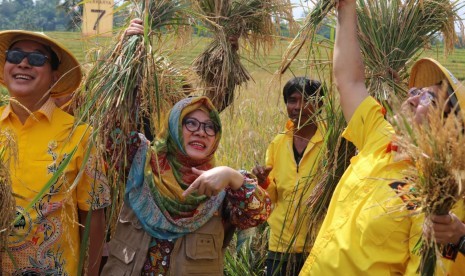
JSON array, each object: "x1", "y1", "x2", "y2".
[
  {"x1": 393, "y1": 96, "x2": 465, "y2": 276},
  {"x1": 306, "y1": 109, "x2": 355, "y2": 245},
  {"x1": 304, "y1": 80, "x2": 356, "y2": 247},
  {"x1": 0, "y1": 129, "x2": 17, "y2": 250},
  {"x1": 278, "y1": 0, "x2": 463, "y2": 98},
  {"x1": 278, "y1": 0, "x2": 337, "y2": 74},
  {"x1": 191, "y1": 0, "x2": 292, "y2": 111},
  {"x1": 357, "y1": 0, "x2": 463, "y2": 101},
  {"x1": 76, "y1": 0, "x2": 190, "y2": 229}
]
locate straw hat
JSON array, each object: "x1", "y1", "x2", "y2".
[
  {"x1": 409, "y1": 58, "x2": 465, "y2": 117},
  {"x1": 0, "y1": 30, "x2": 82, "y2": 97}
]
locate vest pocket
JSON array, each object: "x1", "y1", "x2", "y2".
[
  {"x1": 101, "y1": 204, "x2": 151, "y2": 276},
  {"x1": 170, "y1": 216, "x2": 224, "y2": 275},
  {"x1": 109, "y1": 239, "x2": 136, "y2": 264},
  {"x1": 101, "y1": 238, "x2": 136, "y2": 275},
  {"x1": 185, "y1": 233, "x2": 219, "y2": 260}
]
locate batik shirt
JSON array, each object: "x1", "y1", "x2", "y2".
[{"x1": 0, "y1": 98, "x2": 110, "y2": 275}]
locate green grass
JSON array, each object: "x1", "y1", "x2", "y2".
[
  {"x1": 25, "y1": 31, "x2": 465, "y2": 170},
  {"x1": 45, "y1": 31, "x2": 465, "y2": 80}
]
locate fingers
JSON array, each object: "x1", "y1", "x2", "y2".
[
  {"x1": 252, "y1": 165, "x2": 272, "y2": 176},
  {"x1": 130, "y1": 18, "x2": 143, "y2": 24},
  {"x1": 264, "y1": 166, "x2": 272, "y2": 174},
  {"x1": 182, "y1": 168, "x2": 203, "y2": 197},
  {"x1": 431, "y1": 213, "x2": 456, "y2": 225},
  {"x1": 182, "y1": 180, "x2": 199, "y2": 197},
  {"x1": 125, "y1": 18, "x2": 144, "y2": 36},
  {"x1": 191, "y1": 167, "x2": 204, "y2": 175},
  {"x1": 430, "y1": 213, "x2": 463, "y2": 245}
]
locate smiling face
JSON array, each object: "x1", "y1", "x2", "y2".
[
  {"x1": 400, "y1": 83, "x2": 449, "y2": 124},
  {"x1": 3, "y1": 40, "x2": 58, "y2": 106},
  {"x1": 286, "y1": 91, "x2": 316, "y2": 125},
  {"x1": 182, "y1": 109, "x2": 217, "y2": 161}
]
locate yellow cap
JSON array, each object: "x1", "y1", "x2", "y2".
[{"x1": 409, "y1": 57, "x2": 465, "y2": 118}]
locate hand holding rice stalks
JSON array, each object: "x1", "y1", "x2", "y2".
[
  {"x1": 279, "y1": 0, "x2": 463, "y2": 100},
  {"x1": 357, "y1": 0, "x2": 462, "y2": 100},
  {"x1": 76, "y1": 0, "x2": 191, "y2": 223},
  {"x1": 191, "y1": 0, "x2": 292, "y2": 111},
  {"x1": 393, "y1": 94, "x2": 465, "y2": 276}
]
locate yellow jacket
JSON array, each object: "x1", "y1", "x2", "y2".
[
  {"x1": 301, "y1": 97, "x2": 465, "y2": 275},
  {"x1": 265, "y1": 120, "x2": 324, "y2": 253}
]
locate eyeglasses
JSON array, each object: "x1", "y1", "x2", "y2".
[
  {"x1": 408, "y1": 87, "x2": 437, "y2": 107},
  {"x1": 182, "y1": 117, "x2": 218, "y2": 136},
  {"x1": 5, "y1": 50, "x2": 49, "y2": 67}
]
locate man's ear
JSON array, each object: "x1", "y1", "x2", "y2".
[
  {"x1": 52, "y1": 71, "x2": 60, "y2": 84},
  {"x1": 49, "y1": 71, "x2": 60, "y2": 90}
]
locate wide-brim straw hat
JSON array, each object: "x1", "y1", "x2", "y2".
[
  {"x1": 0, "y1": 30, "x2": 82, "y2": 97},
  {"x1": 409, "y1": 57, "x2": 465, "y2": 118}
]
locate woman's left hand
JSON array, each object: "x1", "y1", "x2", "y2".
[
  {"x1": 428, "y1": 213, "x2": 465, "y2": 245},
  {"x1": 182, "y1": 166, "x2": 244, "y2": 197}
]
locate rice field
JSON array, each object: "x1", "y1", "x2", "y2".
[{"x1": 1, "y1": 31, "x2": 465, "y2": 170}]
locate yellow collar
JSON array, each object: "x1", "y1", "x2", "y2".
[{"x1": 0, "y1": 97, "x2": 56, "y2": 122}]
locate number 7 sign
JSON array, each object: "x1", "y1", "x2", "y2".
[{"x1": 82, "y1": 0, "x2": 114, "y2": 37}]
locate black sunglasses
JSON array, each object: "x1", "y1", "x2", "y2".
[
  {"x1": 5, "y1": 50, "x2": 49, "y2": 67},
  {"x1": 182, "y1": 117, "x2": 218, "y2": 137}
]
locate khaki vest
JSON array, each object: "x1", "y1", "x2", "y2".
[{"x1": 101, "y1": 203, "x2": 232, "y2": 275}]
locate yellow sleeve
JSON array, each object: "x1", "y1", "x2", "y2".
[{"x1": 343, "y1": 96, "x2": 393, "y2": 152}]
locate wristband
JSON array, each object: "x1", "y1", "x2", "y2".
[
  {"x1": 443, "y1": 243, "x2": 458, "y2": 260},
  {"x1": 458, "y1": 235, "x2": 465, "y2": 255}
]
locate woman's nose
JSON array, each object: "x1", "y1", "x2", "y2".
[
  {"x1": 193, "y1": 127, "x2": 207, "y2": 137},
  {"x1": 407, "y1": 94, "x2": 420, "y2": 108}
]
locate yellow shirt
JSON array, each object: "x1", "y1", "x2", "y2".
[
  {"x1": 0, "y1": 99, "x2": 110, "y2": 275},
  {"x1": 265, "y1": 120, "x2": 323, "y2": 253},
  {"x1": 301, "y1": 97, "x2": 422, "y2": 275}
]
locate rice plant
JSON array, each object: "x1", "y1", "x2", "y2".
[
  {"x1": 191, "y1": 0, "x2": 294, "y2": 111},
  {"x1": 75, "y1": 0, "x2": 192, "y2": 230},
  {"x1": 357, "y1": 0, "x2": 464, "y2": 100},
  {"x1": 392, "y1": 92, "x2": 465, "y2": 276},
  {"x1": 276, "y1": 0, "x2": 464, "y2": 268},
  {"x1": 0, "y1": 129, "x2": 16, "y2": 251}
]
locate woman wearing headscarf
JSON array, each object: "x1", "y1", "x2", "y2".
[{"x1": 101, "y1": 96, "x2": 271, "y2": 275}]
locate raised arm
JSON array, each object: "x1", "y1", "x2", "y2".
[{"x1": 334, "y1": 0, "x2": 369, "y2": 122}]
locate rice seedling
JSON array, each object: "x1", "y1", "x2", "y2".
[{"x1": 191, "y1": 0, "x2": 293, "y2": 111}]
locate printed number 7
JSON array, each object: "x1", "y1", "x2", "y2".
[{"x1": 91, "y1": 9, "x2": 106, "y2": 31}]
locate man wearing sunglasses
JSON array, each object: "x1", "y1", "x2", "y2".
[{"x1": 0, "y1": 30, "x2": 110, "y2": 275}]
